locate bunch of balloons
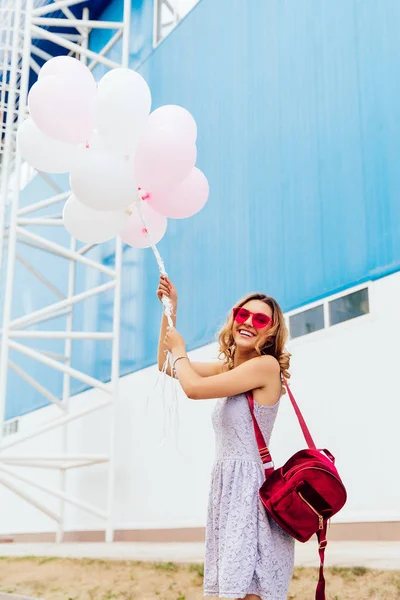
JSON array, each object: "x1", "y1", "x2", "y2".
[{"x1": 17, "y1": 56, "x2": 209, "y2": 247}]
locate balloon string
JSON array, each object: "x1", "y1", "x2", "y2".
[
  {"x1": 134, "y1": 196, "x2": 181, "y2": 449},
  {"x1": 135, "y1": 198, "x2": 174, "y2": 328}
]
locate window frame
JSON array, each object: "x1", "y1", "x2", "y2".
[
  {"x1": 328, "y1": 286, "x2": 370, "y2": 328},
  {"x1": 3, "y1": 417, "x2": 19, "y2": 436},
  {"x1": 285, "y1": 282, "x2": 373, "y2": 343},
  {"x1": 288, "y1": 303, "x2": 325, "y2": 340}
]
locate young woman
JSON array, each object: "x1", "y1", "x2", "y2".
[{"x1": 157, "y1": 275, "x2": 295, "y2": 600}]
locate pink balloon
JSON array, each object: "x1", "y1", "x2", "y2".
[
  {"x1": 28, "y1": 75, "x2": 95, "y2": 144},
  {"x1": 146, "y1": 167, "x2": 209, "y2": 219},
  {"x1": 148, "y1": 105, "x2": 197, "y2": 142},
  {"x1": 134, "y1": 125, "x2": 197, "y2": 191},
  {"x1": 39, "y1": 56, "x2": 96, "y2": 93},
  {"x1": 119, "y1": 201, "x2": 167, "y2": 248}
]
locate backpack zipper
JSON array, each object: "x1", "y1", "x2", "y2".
[{"x1": 297, "y1": 491, "x2": 324, "y2": 530}]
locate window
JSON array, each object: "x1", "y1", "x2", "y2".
[
  {"x1": 287, "y1": 285, "x2": 371, "y2": 340},
  {"x1": 3, "y1": 419, "x2": 19, "y2": 436},
  {"x1": 329, "y1": 288, "x2": 369, "y2": 326},
  {"x1": 154, "y1": 0, "x2": 200, "y2": 45},
  {"x1": 289, "y1": 305, "x2": 324, "y2": 340}
]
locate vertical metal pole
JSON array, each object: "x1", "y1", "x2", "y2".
[
  {"x1": 57, "y1": 234, "x2": 76, "y2": 543},
  {"x1": 80, "y1": 7, "x2": 89, "y2": 66},
  {"x1": 0, "y1": 2, "x2": 13, "y2": 135},
  {"x1": 57, "y1": 6, "x2": 89, "y2": 544},
  {"x1": 105, "y1": 0, "x2": 130, "y2": 545},
  {"x1": 105, "y1": 239, "x2": 121, "y2": 543},
  {"x1": 0, "y1": 0, "x2": 16, "y2": 204},
  {"x1": 122, "y1": 0, "x2": 131, "y2": 67},
  {"x1": 0, "y1": 0, "x2": 14, "y2": 268},
  {"x1": 152, "y1": 0, "x2": 159, "y2": 46},
  {"x1": 0, "y1": 0, "x2": 32, "y2": 444}
]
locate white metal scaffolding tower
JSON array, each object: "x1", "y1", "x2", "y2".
[{"x1": 0, "y1": 0, "x2": 131, "y2": 543}]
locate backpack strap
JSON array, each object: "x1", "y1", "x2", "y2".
[
  {"x1": 246, "y1": 391, "x2": 274, "y2": 472},
  {"x1": 247, "y1": 381, "x2": 317, "y2": 458},
  {"x1": 283, "y1": 379, "x2": 317, "y2": 450},
  {"x1": 280, "y1": 384, "x2": 328, "y2": 599},
  {"x1": 316, "y1": 523, "x2": 328, "y2": 600},
  {"x1": 247, "y1": 385, "x2": 327, "y2": 600}
]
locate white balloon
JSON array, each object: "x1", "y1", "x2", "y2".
[
  {"x1": 119, "y1": 200, "x2": 167, "y2": 248},
  {"x1": 95, "y1": 68, "x2": 151, "y2": 156},
  {"x1": 17, "y1": 117, "x2": 78, "y2": 173},
  {"x1": 99, "y1": 68, "x2": 138, "y2": 85},
  {"x1": 28, "y1": 74, "x2": 96, "y2": 144},
  {"x1": 70, "y1": 146, "x2": 137, "y2": 211},
  {"x1": 39, "y1": 56, "x2": 96, "y2": 93},
  {"x1": 63, "y1": 195, "x2": 129, "y2": 244},
  {"x1": 87, "y1": 129, "x2": 108, "y2": 152}
]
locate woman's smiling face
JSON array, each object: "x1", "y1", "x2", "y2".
[{"x1": 232, "y1": 299, "x2": 274, "y2": 351}]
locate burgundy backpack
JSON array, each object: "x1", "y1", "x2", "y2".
[{"x1": 247, "y1": 383, "x2": 347, "y2": 600}]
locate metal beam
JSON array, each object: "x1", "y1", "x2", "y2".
[
  {"x1": 8, "y1": 360, "x2": 67, "y2": 411},
  {"x1": 9, "y1": 340, "x2": 113, "y2": 393},
  {"x1": 0, "y1": 0, "x2": 30, "y2": 445},
  {"x1": 30, "y1": 25, "x2": 121, "y2": 69},
  {"x1": 16, "y1": 253, "x2": 66, "y2": 300},
  {"x1": 0, "y1": 475, "x2": 60, "y2": 522},
  {"x1": 18, "y1": 191, "x2": 69, "y2": 216},
  {"x1": 9, "y1": 331, "x2": 114, "y2": 340},
  {"x1": 32, "y1": 17, "x2": 124, "y2": 30},
  {"x1": 0, "y1": 465, "x2": 108, "y2": 519},
  {"x1": 0, "y1": 0, "x2": 131, "y2": 546},
  {"x1": 8, "y1": 280, "x2": 115, "y2": 330},
  {"x1": 88, "y1": 29, "x2": 122, "y2": 71},
  {"x1": 33, "y1": 0, "x2": 86, "y2": 18},
  {"x1": 16, "y1": 227, "x2": 117, "y2": 277},
  {"x1": 0, "y1": 399, "x2": 111, "y2": 452}
]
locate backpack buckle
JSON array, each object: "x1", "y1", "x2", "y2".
[
  {"x1": 263, "y1": 463, "x2": 274, "y2": 474},
  {"x1": 319, "y1": 539, "x2": 328, "y2": 550}
]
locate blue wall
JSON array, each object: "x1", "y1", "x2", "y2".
[{"x1": 4, "y1": 0, "x2": 400, "y2": 418}]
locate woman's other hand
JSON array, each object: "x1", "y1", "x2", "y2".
[
  {"x1": 156, "y1": 275, "x2": 178, "y2": 311},
  {"x1": 164, "y1": 326, "x2": 185, "y2": 354}
]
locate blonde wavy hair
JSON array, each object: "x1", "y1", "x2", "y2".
[{"x1": 218, "y1": 292, "x2": 291, "y2": 386}]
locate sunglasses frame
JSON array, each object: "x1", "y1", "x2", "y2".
[{"x1": 232, "y1": 307, "x2": 274, "y2": 329}]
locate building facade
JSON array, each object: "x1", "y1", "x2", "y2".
[{"x1": 0, "y1": 0, "x2": 399, "y2": 541}]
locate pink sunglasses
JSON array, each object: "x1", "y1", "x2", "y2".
[{"x1": 233, "y1": 307, "x2": 273, "y2": 329}]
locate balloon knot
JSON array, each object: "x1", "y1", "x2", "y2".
[{"x1": 142, "y1": 193, "x2": 150, "y2": 201}]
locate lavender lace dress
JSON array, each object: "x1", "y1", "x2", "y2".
[{"x1": 204, "y1": 393, "x2": 295, "y2": 599}]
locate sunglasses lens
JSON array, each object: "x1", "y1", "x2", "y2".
[
  {"x1": 253, "y1": 314, "x2": 271, "y2": 328},
  {"x1": 233, "y1": 308, "x2": 250, "y2": 323}
]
